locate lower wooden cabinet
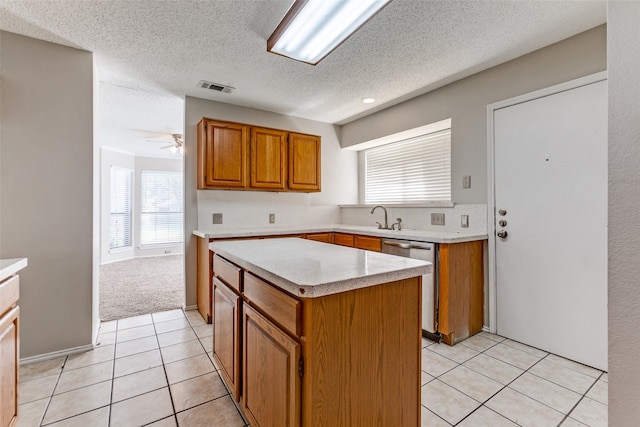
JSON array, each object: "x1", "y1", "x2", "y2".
[
  {"x1": 0, "y1": 275, "x2": 19, "y2": 427},
  {"x1": 212, "y1": 277, "x2": 241, "y2": 401},
  {"x1": 438, "y1": 241, "x2": 485, "y2": 345},
  {"x1": 304, "y1": 232, "x2": 333, "y2": 244},
  {"x1": 242, "y1": 304, "x2": 301, "y2": 427},
  {"x1": 211, "y1": 254, "x2": 421, "y2": 426}
]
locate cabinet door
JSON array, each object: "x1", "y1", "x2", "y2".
[
  {"x1": 251, "y1": 127, "x2": 287, "y2": 190},
  {"x1": 333, "y1": 233, "x2": 354, "y2": 247},
  {"x1": 212, "y1": 277, "x2": 241, "y2": 401},
  {"x1": 288, "y1": 133, "x2": 320, "y2": 191},
  {"x1": 354, "y1": 235, "x2": 381, "y2": 252},
  {"x1": 305, "y1": 232, "x2": 333, "y2": 244},
  {"x1": 0, "y1": 306, "x2": 18, "y2": 427},
  {"x1": 198, "y1": 120, "x2": 248, "y2": 189},
  {"x1": 242, "y1": 304, "x2": 300, "y2": 427}
]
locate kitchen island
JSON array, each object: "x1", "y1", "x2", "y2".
[{"x1": 209, "y1": 238, "x2": 430, "y2": 427}]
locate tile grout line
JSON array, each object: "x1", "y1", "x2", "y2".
[
  {"x1": 556, "y1": 371, "x2": 605, "y2": 427},
  {"x1": 37, "y1": 355, "x2": 68, "y2": 427}
]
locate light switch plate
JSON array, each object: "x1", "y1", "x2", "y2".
[
  {"x1": 461, "y1": 215, "x2": 469, "y2": 228},
  {"x1": 463, "y1": 175, "x2": 471, "y2": 189},
  {"x1": 212, "y1": 213, "x2": 223, "y2": 224},
  {"x1": 269, "y1": 213, "x2": 275, "y2": 224}
]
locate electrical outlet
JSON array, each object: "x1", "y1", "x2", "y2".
[
  {"x1": 463, "y1": 175, "x2": 471, "y2": 189},
  {"x1": 212, "y1": 213, "x2": 223, "y2": 224},
  {"x1": 269, "y1": 213, "x2": 275, "y2": 224},
  {"x1": 431, "y1": 213, "x2": 445, "y2": 226},
  {"x1": 164, "y1": 250, "x2": 172, "y2": 254},
  {"x1": 461, "y1": 215, "x2": 469, "y2": 228}
]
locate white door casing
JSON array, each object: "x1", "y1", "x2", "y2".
[{"x1": 487, "y1": 73, "x2": 607, "y2": 371}]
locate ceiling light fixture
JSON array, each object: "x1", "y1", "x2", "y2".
[
  {"x1": 362, "y1": 97, "x2": 376, "y2": 104},
  {"x1": 267, "y1": 0, "x2": 392, "y2": 65}
]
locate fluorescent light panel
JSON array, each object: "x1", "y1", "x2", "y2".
[{"x1": 268, "y1": 0, "x2": 391, "y2": 65}]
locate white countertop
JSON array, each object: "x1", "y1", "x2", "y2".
[
  {"x1": 0, "y1": 258, "x2": 28, "y2": 282},
  {"x1": 194, "y1": 224, "x2": 487, "y2": 244},
  {"x1": 210, "y1": 238, "x2": 431, "y2": 298}
]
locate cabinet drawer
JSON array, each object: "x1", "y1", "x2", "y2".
[
  {"x1": 355, "y1": 235, "x2": 381, "y2": 252},
  {"x1": 333, "y1": 233, "x2": 354, "y2": 247},
  {"x1": 305, "y1": 233, "x2": 333, "y2": 244},
  {"x1": 214, "y1": 255, "x2": 242, "y2": 292},
  {"x1": 0, "y1": 275, "x2": 19, "y2": 316},
  {"x1": 243, "y1": 272, "x2": 301, "y2": 337}
]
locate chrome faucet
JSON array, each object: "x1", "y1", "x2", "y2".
[
  {"x1": 371, "y1": 205, "x2": 391, "y2": 230},
  {"x1": 391, "y1": 218, "x2": 403, "y2": 231}
]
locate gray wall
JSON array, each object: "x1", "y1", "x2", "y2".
[
  {"x1": 0, "y1": 32, "x2": 95, "y2": 358},
  {"x1": 608, "y1": 2, "x2": 640, "y2": 425},
  {"x1": 341, "y1": 25, "x2": 607, "y2": 204}
]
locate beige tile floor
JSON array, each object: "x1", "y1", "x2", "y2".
[{"x1": 16, "y1": 309, "x2": 607, "y2": 426}]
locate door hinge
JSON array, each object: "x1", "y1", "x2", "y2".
[{"x1": 298, "y1": 357, "x2": 304, "y2": 377}]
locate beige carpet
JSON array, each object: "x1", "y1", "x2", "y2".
[{"x1": 100, "y1": 255, "x2": 184, "y2": 321}]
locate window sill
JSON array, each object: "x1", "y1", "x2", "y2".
[{"x1": 339, "y1": 202, "x2": 455, "y2": 208}]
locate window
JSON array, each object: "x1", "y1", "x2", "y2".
[
  {"x1": 364, "y1": 127, "x2": 451, "y2": 204},
  {"x1": 140, "y1": 170, "x2": 184, "y2": 245},
  {"x1": 110, "y1": 167, "x2": 133, "y2": 250}
]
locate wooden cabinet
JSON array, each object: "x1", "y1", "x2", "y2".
[
  {"x1": 197, "y1": 118, "x2": 320, "y2": 192},
  {"x1": 438, "y1": 241, "x2": 484, "y2": 345},
  {"x1": 288, "y1": 133, "x2": 321, "y2": 191},
  {"x1": 334, "y1": 233, "x2": 382, "y2": 252},
  {"x1": 212, "y1": 277, "x2": 241, "y2": 401},
  {"x1": 0, "y1": 275, "x2": 19, "y2": 427},
  {"x1": 304, "y1": 232, "x2": 333, "y2": 243},
  {"x1": 197, "y1": 120, "x2": 248, "y2": 189},
  {"x1": 250, "y1": 127, "x2": 287, "y2": 190},
  {"x1": 242, "y1": 304, "x2": 301, "y2": 427},
  {"x1": 333, "y1": 233, "x2": 354, "y2": 247},
  {"x1": 210, "y1": 252, "x2": 421, "y2": 427},
  {"x1": 354, "y1": 235, "x2": 381, "y2": 252}
]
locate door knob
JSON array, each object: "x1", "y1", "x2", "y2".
[
  {"x1": 498, "y1": 209, "x2": 507, "y2": 216},
  {"x1": 497, "y1": 230, "x2": 508, "y2": 238}
]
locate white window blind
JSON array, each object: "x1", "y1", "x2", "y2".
[
  {"x1": 140, "y1": 170, "x2": 184, "y2": 246},
  {"x1": 110, "y1": 167, "x2": 133, "y2": 250},
  {"x1": 365, "y1": 128, "x2": 451, "y2": 204}
]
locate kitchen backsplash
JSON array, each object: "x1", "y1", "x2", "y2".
[
  {"x1": 340, "y1": 204, "x2": 488, "y2": 234},
  {"x1": 197, "y1": 190, "x2": 340, "y2": 229},
  {"x1": 197, "y1": 190, "x2": 487, "y2": 235}
]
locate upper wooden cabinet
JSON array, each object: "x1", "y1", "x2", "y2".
[
  {"x1": 197, "y1": 120, "x2": 248, "y2": 189},
  {"x1": 197, "y1": 118, "x2": 321, "y2": 192},
  {"x1": 250, "y1": 127, "x2": 287, "y2": 190},
  {"x1": 288, "y1": 132, "x2": 321, "y2": 191}
]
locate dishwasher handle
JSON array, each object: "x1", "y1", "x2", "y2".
[{"x1": 382, "y1": 240, "x2": 433, "y2": 250}]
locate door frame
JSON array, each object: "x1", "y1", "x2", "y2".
[{"x1": 485, "y1": 71, "x2": 607, "y2": 334}]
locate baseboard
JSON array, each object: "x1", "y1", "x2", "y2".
[
  {"x1": 20, "y1": 343, "x2": 95, "y2": 366},
  {"x1": 184, "y1": 305, "x2": 198, "y2": 311}
]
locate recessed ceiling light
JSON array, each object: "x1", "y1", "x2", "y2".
[
  {"x1": 362, "y1": 97, "x2": 376, "y2": 104},
  {"x1": 268, "y1": 0, "x2": 392, "y2": 65}
]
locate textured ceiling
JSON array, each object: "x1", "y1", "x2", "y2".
[{"x1": 0, "y1": 0, "x2": 606, "y2": 158}]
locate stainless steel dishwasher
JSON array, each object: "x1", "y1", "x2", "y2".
[{"x1": 381, "y1": 239, "x2": 440, "y2": 342}]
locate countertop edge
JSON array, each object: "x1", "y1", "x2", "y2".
[
  {"x1": 0, "y1": 258, "x2": 28, "y2": 282},
  {"x1": 210, "y1": 240, "x2": 431, "y2": 298},
  {"x1": 194, "y1": 225, "x2": 487, "y2": 244}
]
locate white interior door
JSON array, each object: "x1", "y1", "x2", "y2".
[{"x1": 493, "y1": 78, "x2": 607, "y2": 371}]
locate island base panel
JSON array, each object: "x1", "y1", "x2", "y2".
[{"x1": 301, "y1": 277, "x2": 421, "y2": 427}]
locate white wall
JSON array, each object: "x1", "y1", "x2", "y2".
[
  {"x1": 184, "y1": 96, "x2": 359, "y2": 307},
  {"x1": 608, "y1": 2, "x2": 640, "y2": 424},
  {"x1": 100, "y1": 148, "x2": 184, "y2": 264},
  {"x1": 341, "y1": 25, "x2": 607, "y2": 205},
  {"x1": 0, "y1": 31, "x2": 95, "y2": 358}
]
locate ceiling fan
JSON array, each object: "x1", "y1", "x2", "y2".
[{"x1": 148, "y1": 133, "x2": 184, "y2": 154}]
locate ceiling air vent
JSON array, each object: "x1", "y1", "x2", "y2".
[{"x1": 197, "y1": 80, "x2": 235, "y2": 93}]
